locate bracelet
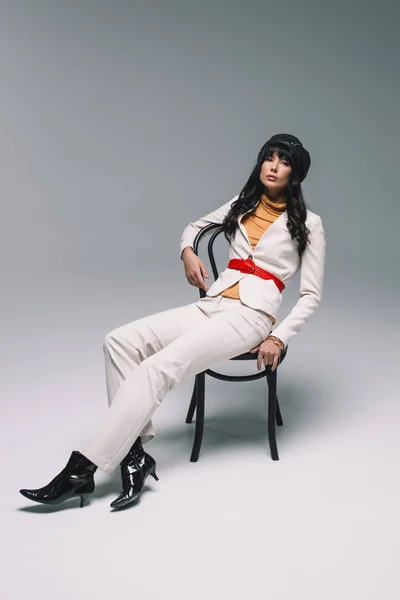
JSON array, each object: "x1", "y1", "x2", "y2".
[{"x1": 268, "y1": 335, "x2": 285, "y2": 350}]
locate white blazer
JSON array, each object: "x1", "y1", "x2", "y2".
[{"x1": 180, "y1": 194, "x2": 326, "y2": 347}]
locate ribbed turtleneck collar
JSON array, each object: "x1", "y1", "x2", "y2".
[{"x1": 260, "y1": 193, "x2": 286, "y2": 213}]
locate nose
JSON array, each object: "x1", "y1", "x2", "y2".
[{"x1": 270, "y1": 158, "x2": 279, "y2": 171}]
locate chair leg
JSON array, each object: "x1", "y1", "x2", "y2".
[
  {"x1": 266, "y1": 369, "x2": 279, "y2": 461},
  {"x1": 185, "y1": 378, "x2": 197, "y2": 424},
  {"x1": 276, "y1": 396, "x2": 283, "y2": 426},
  {"x1": 190, "y1": 372, "x2": 205, "y2": 462}
]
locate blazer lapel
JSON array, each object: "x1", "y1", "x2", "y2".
[{"x1": 238, "y1": 209, "x2": 287, "y2": 253}]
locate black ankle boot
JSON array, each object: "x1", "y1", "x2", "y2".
[
  {"x1": 110, "y1": 437, "x2": 159, "y2": 510},
  {"x1": 19, "y1": 451, "x2": 98, "y2": 508}
]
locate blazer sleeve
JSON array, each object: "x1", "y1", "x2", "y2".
[
  {"x1": 270, "y1": 216, "x2": 326, "y2": 348},
  {"x1": 180, "y1": 195, "x2": 238, "y2": 260}
]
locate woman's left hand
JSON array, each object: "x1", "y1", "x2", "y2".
[{"x1": 249, "y1": 339, "x2": 281, "y2": 371}]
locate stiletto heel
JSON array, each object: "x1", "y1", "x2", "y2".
[
  {"x1": 150, "y1": 466, "x2": 159, "y2": 481},
  {"x1": 80, "y1": 494, "x2": 90, "y2": 508}
]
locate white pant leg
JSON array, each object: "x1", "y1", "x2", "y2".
[
  {"x1": 80, "y1": 297, "x2": 273, "y2": 474},
  {"x1": 102, "y1": 300, "x2": 210, "y2": 443}
]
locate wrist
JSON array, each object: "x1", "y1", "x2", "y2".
[
  {"x1": 268, "y1": 335, "x2": 285, "y2": 350},
  {"x1": 181, "y1": 246, "x2": 194, "y2": 259}
]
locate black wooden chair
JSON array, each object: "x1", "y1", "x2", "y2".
[{"x1": 185, "y1": 222, "x2": 288, "y2": 462}]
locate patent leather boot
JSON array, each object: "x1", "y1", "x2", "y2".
[
  {"x1": 110, "y1": 437, "x2": 159, "y2": 510},
  {"x1": 19, "y1": 451, "x2": 98, "y2": 508}
]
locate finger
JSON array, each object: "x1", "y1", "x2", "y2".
[
  {"x1": 201, "y1": 266, "x2": 209, "y2": 279},
  {"x1": 199, "y1": 261, "x2": 209, "y2": 279},
  {"x1": 249, "y1": 345, "x2": 260, "y2": 353},
  {"x1": 272, "y1": 354, "x2": 279, "y2": 371},
  {"x1": 199, "y1": 276, "x2": 208, "y2": 290},
  {"x1": 257, "y1": 351, "x2": 263, "y2": 371},
  {"x1": 198, "y1": 278, "x2": 208, "y2": 291},
  {"x1": 194, "y1": 272, "x2": 206, "y2": 289}
]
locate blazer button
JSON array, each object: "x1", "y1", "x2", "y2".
[{"x1": 248, "y1": 254, "x2": 253, "y2": 259}]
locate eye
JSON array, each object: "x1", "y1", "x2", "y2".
[{"x1": 266, "y1": 157, "x2": 288, "y2": 165}]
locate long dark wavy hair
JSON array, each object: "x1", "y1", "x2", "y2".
[{"x1": 222, "y1": 140, "x2": 311, "y2": 259}]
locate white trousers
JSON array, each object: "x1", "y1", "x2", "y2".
[{"x1": 79, "y1": 295, "x2": 273, "y2": 474}]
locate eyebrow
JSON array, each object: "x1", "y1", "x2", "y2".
[{"x1": 268, "y1": 153, "x2": 288, "y2": 160}]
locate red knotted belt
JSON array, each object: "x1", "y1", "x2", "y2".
[{"x1": 227, "y1": 257, "x2": 285, "y2": 292}]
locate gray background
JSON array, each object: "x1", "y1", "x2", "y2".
[{"x1": 2, "y1": 1, "x2": 399, "y2": 599}]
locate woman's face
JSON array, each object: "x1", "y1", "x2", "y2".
[{"x1": 260, "y1": 150, "x2": 292, "y2": 195}]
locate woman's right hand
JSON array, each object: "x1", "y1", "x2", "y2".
[{"x1": 182, "y1": 247, "x2": 209, "y2": 291}]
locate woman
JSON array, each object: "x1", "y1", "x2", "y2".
[{"x1": 19, "y1": 133, "x2": 326, "y2": 511}]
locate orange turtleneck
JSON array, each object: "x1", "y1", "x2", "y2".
[{"x1": 218, "y1": 193, "x2": 286, "y2": 325}]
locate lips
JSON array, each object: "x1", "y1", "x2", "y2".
[{"x1": 267, "y1": 175, "x2": 278, "y2": 180}]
